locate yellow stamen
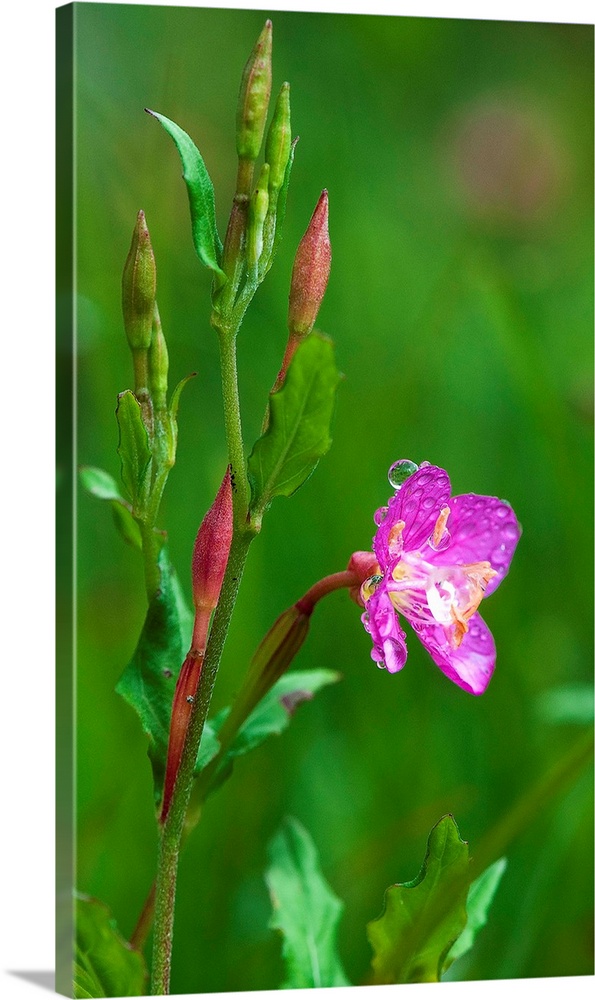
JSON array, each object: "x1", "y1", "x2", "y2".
[
  {"x1": 433, "y1": 505, "x2": 451, "y2": 548},
  {"x1": 387, "y1": 519, "x2": 406, "y2": 554}
]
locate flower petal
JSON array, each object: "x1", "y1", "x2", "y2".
[
  {"x1": 416, "y1": 613, "x2": 496, "y2": 695},
  {"x1": 421, "y1": 493, "x2": 521, "y2": 596},
  {"x1": 374, "y1": 463, "x2": 451, "y2": 566},
  {"x1": 363, "y1": 585, "x2": 408, "y2": 674}
]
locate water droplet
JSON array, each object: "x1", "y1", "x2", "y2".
[
  {"x1": 428, "y1": 527, "x2": 452, "y2": 552},
  {"x1": 376, "y1": 660, "x2": 387, "y2": 671},
  {"x1": 373, "y1": 505, "x2": 389, "y2": 526},
  {"x1": 388, "y1": 459, "x2": 419, "y2": 489},
  {"x1": 502, "y1": 524, "x2": 518, "y2": 540},
  {"x1": 422, "y1": 495, "x2": 436, "y2": 509},
  {"x1": 491, "y1": 545, "x2": 508, "y2": 566}
]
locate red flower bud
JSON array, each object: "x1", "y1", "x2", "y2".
[
  {"x1": 288, "y1": 190, "x2": 331, "y2": 338},
  {"x1": 192, "y1": 467, "x2": 234, "y2": 613}
]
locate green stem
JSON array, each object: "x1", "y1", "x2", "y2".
[
  {"x1": 150, "y1": 530, "x2": 252, "y2": 995},
  {"x1": 139, "y1": 521, "x2": 162, "y2": 601},
  {"x1": 217, "y1": 329, "x2": 251, "y2": 527}
]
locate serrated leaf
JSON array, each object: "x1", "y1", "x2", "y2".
[
  {"x1": 116, "y1": 390, "x2": 152, "y2": 509},
  {"x1": 367, "y1": 814, "x2": 470, "y2": 984},
  {"x1": 74, "y1": 893, "x2": 147, "y2": 998},
  {"x1": 116, "y1": 547, "x2": 192, "y2": 802},
  {"x1": 248, "y1": 333, "x2": 340, "y2": 520},
  {"x1": 80, "y1": 465, "x2": 142, "y2": 550},
  {"x1": 266, "y1": 816, "x2": 350, "y2": 989},
  {"x1": 445, "y1": 857, "x2": 507, "y2": 969},
  {"x1": 147, "y1": 109, "x2": 225, "y2": 280}
]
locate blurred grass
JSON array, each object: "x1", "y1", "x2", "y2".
[{"x1": 68, "y1": 4, "x2": 593, "y2": 991}]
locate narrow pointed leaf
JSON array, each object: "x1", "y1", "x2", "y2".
[
  {"x1": 169, "y1": 371, "x2": 197, "y2": 422},
  {"x1": 367, "y1": 814, "x2": 470, "y2": 984},
  {"x1": 248, "y1": 333, "x2": 341, "y2": 519},
  {"x1": 266, "y1": 816, "x2": 350, "y2": 989},
  {"x1": 116, "y1": 390, "x2": 152, "y2": 509},
  {"x1": 147, "y1": 109, "x2": 225, "y2": 280},
  {"x1": 116, "y1": 548, "x2": 193, "y2": 803},
  {"x1": 74, "y1": 893, "x2": 147, "y2": 998},
  {"x1": 79, "y1": 465, "x2": 142, "y2": 549},
  {"x1": 445, "y1": 857, "x2": 507, "y2": 969}
]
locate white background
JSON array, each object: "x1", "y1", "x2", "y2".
[{"x1": 1, "y1": 0, "x2": 592, "y2": 998}]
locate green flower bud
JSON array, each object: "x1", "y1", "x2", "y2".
[
  {"x1": 247, "y1": 163, "x2": 270, "y2": 267},
  {"x1": 122, "y1": 210, "x2": 156, "y2": 351},
  {"x1": 236, "y1": 20, "x2": 272, "y2": 164},
  {"x1": 148, "y1": 304, "x2": 169, "y2": 410},
  {"x1": 265, "y1": 82, "x2": 291, "y2": 195}
]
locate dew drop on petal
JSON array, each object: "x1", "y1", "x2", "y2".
[
  {"x1": 374, "y1": 505, "x2": 389, "y2": 526},
  {"x1": 491, "y1": 544, "x2": 508, "y2": 566},
  {"x1": 428, "y1": 526, "x2": 452, "y2": 552},
  {"x1": 388, "y1": 459, "x2": 419, "y2": 490}
]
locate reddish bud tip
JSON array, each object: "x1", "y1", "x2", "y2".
[
  {"x1": 288, "y1": 190, "x2": 331, "y2": 338},
  {"x1": 192, "y1": 467, "x2": 234, "y2": 613},
  {"x1": 347, "y1": 551, "x2": 380, "y2": 606}
]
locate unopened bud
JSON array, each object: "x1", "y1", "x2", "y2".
[
  {"x1": 288, "y1": 190, "x2": 331, "y2": 338},
  {"x1": 148, "y1": 304, "x2": 169, "y2": 408},
  {"x1": 192, "y1": 467, "x2": 233, "y2": 612},
  {"x1": 265, "y1": 83, "x2": 291, "y2": 195},
  {"x1": 347, "y1": 551, "x2": 380, "y2": 606},
  {"x1": 247, "y1": 163, "x2": 270, "y2": 266},
  {"x1": 236, "y1": 20, "x2": 273, "y2": 163},
  {"x1": 122, "y1": 210, "x2": 156, "y2": 351}
]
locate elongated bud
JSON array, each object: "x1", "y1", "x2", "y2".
[
  {"x1": 192, "y1": 467, "x2": 233, "y2": 613},
  {"x1": 236, "y1": 20, "x2": 273, "y2": 164},
  {"x1": 265, "y1": 83, "x2": 291, "y2": 195},
  {"x1": 247, "y1": 163, "x2": 270, "y2": 266},
  {"x1": 288, "y1": 190, "x2": 331, "y2": 338},
  {"x1": 148, "y1": 303, "x2": 168, "y2": 409},
  {"x1": 122, "y1": 210, "x2": 156, "y2": 351}
]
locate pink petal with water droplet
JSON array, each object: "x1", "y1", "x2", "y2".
[
  {"x1": 374, "y1": 463, "x2": 451, "y2": 564},
  {"x1": 421, "y1": 494, "x2": 521, "y2": 596},
  {"x1": 417, "y1": 613, "x2": 496, "y2": 695},
  {"x1": 364, "y1": 585, "x2": 408, "y2": 673}
]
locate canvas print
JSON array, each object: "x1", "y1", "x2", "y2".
[{"x1": 56, "y1": 2, "x2": 594, "y2": 996}]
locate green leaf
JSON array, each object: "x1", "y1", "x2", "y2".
[
  {"x1": 271, "y1": 136, "x2": 296, "y2": 257},
  {"x1": 445, "y1": 857, "x2": 507, "y2": 970},
  {"x1": 147, "y1": 109, "x2": 225, "y2": 280},
  {"x1": 79, "y1": 465, "x2": 142, "y2": 550},
  {"x1": 116, "y1": 390, "x2": 152, "y2": 510},
  {"x1": 115, "y1": 547, "x2": 192, "y2": 802},
  {"x1": 197, "y1": 670, "x2": 340, "y2": 796},
  {"x1": 248, "y1": 333, "x2": 341, "y2": 520},
  {"x1": 229, "y1": 669, "x2": 340, "y2": 760},
  {"x1": 367, "y1": 814, "x2": 470, "y2": 984},
  {"x1": 74, "y1": 893, "x2": 147, "y2": 998},
  {"x1": 536, "y1": 683, "x2": 595, "y2": 726},
  {"x1": 169, "y1": 371, "x2": 197, "y2": 422},
  {"x1": 266, "y1": 816, "x2": 350, "y2": 989}
]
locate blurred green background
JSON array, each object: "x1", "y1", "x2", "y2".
[{"x1": 67, "y1": 2, "x2": 593, "y2": 991}]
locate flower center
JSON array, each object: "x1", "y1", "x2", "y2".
[{"x1": 364, "y1": 507, "x2": 497, "y2": 648}]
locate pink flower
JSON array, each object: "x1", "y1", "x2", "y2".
[{"x1": 360, "y1": 460, "x2": 520, "y2": 695}]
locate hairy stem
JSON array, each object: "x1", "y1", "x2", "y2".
[{"x1": 150, "y1": 530, "x2": 252, "y2": 994}]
